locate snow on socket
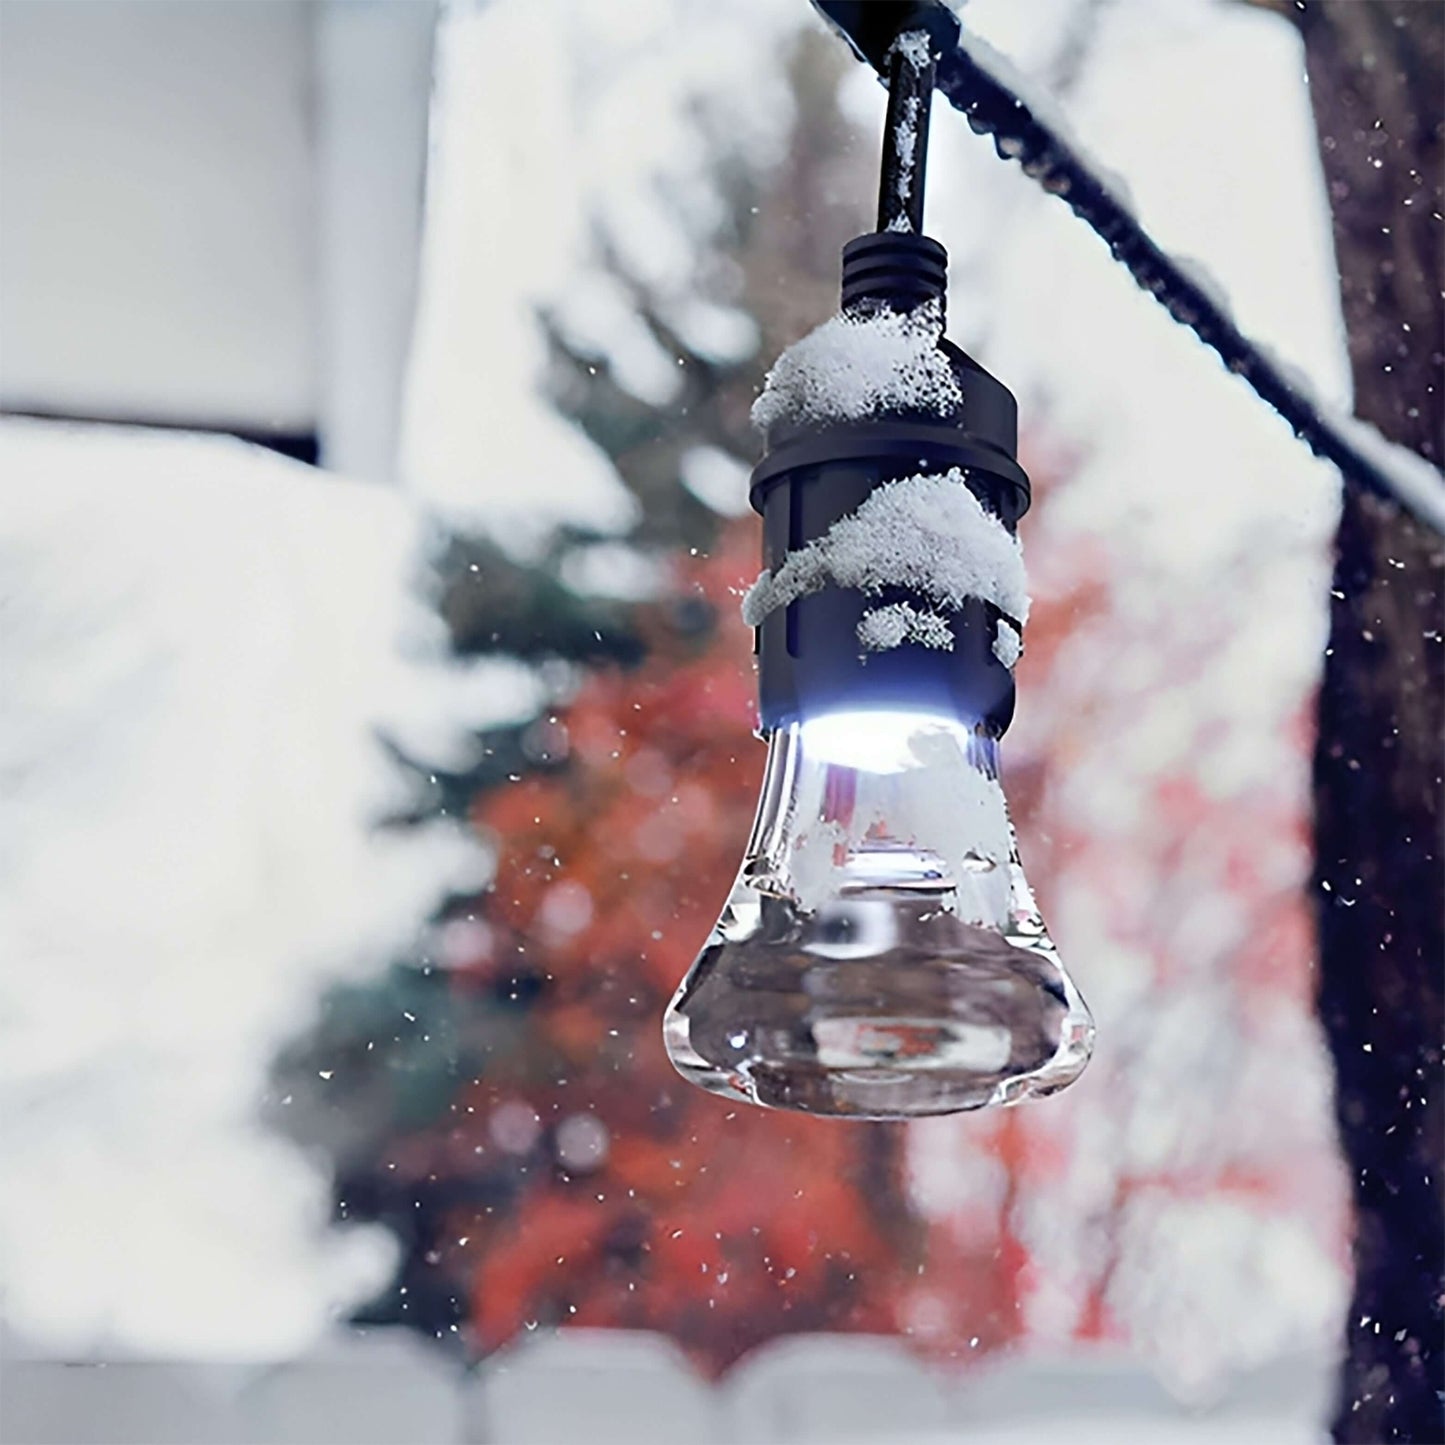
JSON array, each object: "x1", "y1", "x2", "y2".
[
  {"x1": 993, "y1": 619, "x2": 1023, "y2": 670},
  {"x1": 743, "y1": 469, "x2": 1030, "y2": 652},
  {"x1": 857, "y1": 600, "x2": 955, "y2": 652},
  {"x1": 750, "y1": 297, "x2": 963, "y2": 434}
]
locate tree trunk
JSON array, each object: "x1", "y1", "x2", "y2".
[{"x1": 1294, "y1": 4, "x2": 1444, "y2": 1440}]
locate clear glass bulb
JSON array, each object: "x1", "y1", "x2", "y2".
[{"x1": 664, "y1": 709, "x2": 1094, "y2": 1117}]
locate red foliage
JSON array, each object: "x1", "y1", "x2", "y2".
[
  {"x1": 384, "y1": 446, "x2": 1343, "y2": 1376},
  {"x1": 440, "y1": 522, "x2": 928, "y2": 1376}
]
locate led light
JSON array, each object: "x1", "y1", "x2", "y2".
[{"x1": 797, "y1": 707, "x2": 966, "y2": 773}]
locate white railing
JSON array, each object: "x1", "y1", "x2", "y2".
[{"x1": 0, "y1": 1327, "x2": 1332, "y2": 1444}]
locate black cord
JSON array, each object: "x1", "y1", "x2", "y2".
[
  {"x1": 813, "y1": 0, "x2": 1445, "y2": 533},
  {"x1": 877, "y1": 36, "x2": 935, "y2": 234}
]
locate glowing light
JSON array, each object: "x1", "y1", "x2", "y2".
[{"x1": 798, "y1": 708, "x2": 979, "y2": 773}]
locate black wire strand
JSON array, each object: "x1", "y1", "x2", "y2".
[{"x1": 877, "y1": 37, "x2": 935, "y2": 234}]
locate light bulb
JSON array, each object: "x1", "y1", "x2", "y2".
[
  {"x1": 663, "y1": 223, "x2": 1095, "y2": 1116},
  {"x1": 664, "y1": 707, "x2": 1093, "y2": 1117}
]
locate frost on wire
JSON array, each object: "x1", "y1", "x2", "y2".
[
  {"x1": 882, "y1": 29, "x2": 934, "y2": 234},
  {"x1": 950, "y1": 17, "x2": 1445, "y2": 532}
]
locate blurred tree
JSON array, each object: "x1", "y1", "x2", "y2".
[
  {"x1": 443, "y1": 529, "x2": 923, "y2": 1370},
  {"x1": 1291, "y1": 5, "x2": 1444, "y2": 1440},
  {"x1": 270, "y1": 29, "x2": 938, "y2": 1372}
]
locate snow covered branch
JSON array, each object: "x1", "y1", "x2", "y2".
[{"x1": 812, "y1": 0, "x2": 1445, "y2": 536}]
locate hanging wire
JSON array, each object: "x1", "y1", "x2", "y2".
[
  {"x1": 814, "y1": 0, "x2": 1445, "y2": 535},
  {"x1": 876, "y1": 35, "x2": 936, "y2": 233}
]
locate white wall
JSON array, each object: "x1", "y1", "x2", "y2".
[
  {"x1": 0, "y1": 0, "x2": 318, "y2": 432},
  {"x1": 314, "y1": 0, "x2": 436, "y2": 482},
  {"x1": 0, "y1": 0, "x2": 434, "y2": 479}
]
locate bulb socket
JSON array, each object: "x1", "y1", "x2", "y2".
[{"x1": 750, "y1": 233, "x2": 1031, "y2": 737}]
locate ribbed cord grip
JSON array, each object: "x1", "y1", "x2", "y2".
[{"x1": 840, "y1": 232, "x2": 948, "y2": 312}]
